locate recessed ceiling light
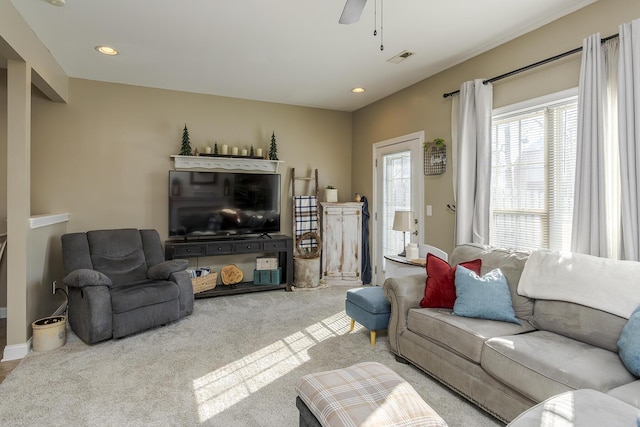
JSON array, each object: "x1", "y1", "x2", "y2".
[
  {"x1": 351, "y1": 87, "x2": 366, "y2": 94},
  {"x1": 48, "y1": 0, "x2": 66, "y2": 6},
  {"x1": 95, "y1": 46, "x2": 119, "y2": 56}
]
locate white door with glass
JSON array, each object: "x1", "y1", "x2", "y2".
[{"x1": 372, "y1": 131, "x2": 424, "y2": 285}]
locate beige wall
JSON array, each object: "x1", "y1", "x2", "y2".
[
  {"x1": 352, "y1": 0, "x2": 640, "y2": 257},
  {"x1": 30, "y1": 78, "x2": 352, "y2": 240}
]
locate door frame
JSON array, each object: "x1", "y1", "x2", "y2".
[{"x1": 372, "y1": 131, "x2": 425, "y2": 284}]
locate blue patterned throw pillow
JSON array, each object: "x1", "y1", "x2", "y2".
[
  {"x1": 453, "y1": 266, "x2": 520, "y2": 324},
  {"x1": 618, "y1": 305, "x2": 640, "y2": 377}
]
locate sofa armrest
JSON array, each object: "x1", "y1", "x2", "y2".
[
  {"x1": 383, "y1": 274, "x2": 425, "y2": 353},
  {"x1": 148, "y1": 259, "x2": 189, "y2": 280},
  {"x1": 63, "y1": 269, "x2": 113, "y2": 288}
]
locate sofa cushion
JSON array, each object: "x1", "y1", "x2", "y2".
[
  {"x1": 530, "y1": 300, "x2": 627, "y2": 353},
  {"x1": 482, "y1": 330, "x2": 637, "y2": 403},
  {"x1": 453, "y1": 266, "x2": 519, "y2": 324},
  {"x1": 606, "y1": 380, "x2": 640, "y2": 408},
  {"x1": 110, "y1": 280, "x2": 180, "y2": 314},
  {"x1": 617, "y1": 305, "x2": 640, "y2": 377},
  {"x1": 450, "y1": 244, "x2": 533, "y2": 319},
  {"x1": 407, "y1": 308, "x2": 534, "y2": 363},
  {"x1": 508, "y1": 389, "x2": 640, "y2": 427},
  {"x1": 419, "y1": 253, "x2": 481, "y2": 309}
]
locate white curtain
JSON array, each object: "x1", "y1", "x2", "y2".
[
  {"x1": 603, "y1": 38, "x2": 620, "y2": 259},
  {"x1": 571, "y1": 34, "x2": 609, "y2": 257},
  {"x1": 454, "y1": 79, "x2": 493, "y2": 246},
  {"x1": 618, "y1": 19, "x2": 640, "y2": 261}
]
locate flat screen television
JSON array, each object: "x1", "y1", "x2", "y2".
[{"x1": 169, "y1": 170, "x2": 281, "y2": 238}]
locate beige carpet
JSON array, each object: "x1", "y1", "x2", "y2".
[{"x1": 0, "y1": 286, "x2": 502, "y2": 426}]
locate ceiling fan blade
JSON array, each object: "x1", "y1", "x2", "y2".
[{"x1": 339, "y1": 0, "x2": 367, "y2": 24}]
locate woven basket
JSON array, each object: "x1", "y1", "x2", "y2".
[{"x1": 192, "y1": 272, "x2": 217, "y2": 294}]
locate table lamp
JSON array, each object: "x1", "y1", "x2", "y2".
[{"x1": 392, "y1": 210, "x2": 414, "y2": 256}]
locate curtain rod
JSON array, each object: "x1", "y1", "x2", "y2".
[{"x1": 442, "y1": 33, "x2": 619, "y2": 99}]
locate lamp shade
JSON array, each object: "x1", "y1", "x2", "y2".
[{"x1": 392, "y1": 210, "x2": 414, "y2": 232}]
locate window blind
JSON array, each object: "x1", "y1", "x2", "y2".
[{"x1": 490, "y1": 97, "x2": 577, "y2": 251}]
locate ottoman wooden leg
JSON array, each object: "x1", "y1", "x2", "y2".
[
  {"x1": 349, "y1": 319, "x2": 355, "y2": 332},
  {"x1": 370, "y1": 330, "x2": 376, "y2": 346}
]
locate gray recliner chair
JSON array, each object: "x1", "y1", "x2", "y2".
[{"x1": 61, "y1": 228, "x2": 194, "y2": 344}]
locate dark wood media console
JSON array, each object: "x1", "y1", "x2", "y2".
[{"x1": 164, "y1": 235, "x2": 294, "y2": 297}]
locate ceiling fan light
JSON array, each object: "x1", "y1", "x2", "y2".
[{"x1": 339, "y1": 0, "x2": 367, "y2": 24}]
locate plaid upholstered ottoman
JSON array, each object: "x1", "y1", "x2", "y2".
[{"x1": 295, "y1": 362, "x2": 447, "y2": 427}]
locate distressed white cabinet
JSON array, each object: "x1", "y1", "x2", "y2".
[{"x1": 321, "y1": 202, "x2": 363, "y2": 284}]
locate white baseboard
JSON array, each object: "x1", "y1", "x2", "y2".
[
  {"x1": 2, "y1": 338, "x2": 31, "y2": 361},
  {"x1": 0, "y1": 307, "x2": 6, "y2": 319}
]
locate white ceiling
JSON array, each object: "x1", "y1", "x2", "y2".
[{"x1": 11, "y1": 0, "x2": 596, "y2": 112}]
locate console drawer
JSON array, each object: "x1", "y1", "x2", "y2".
[
  {"x1": 173, "y1": 244, "x2": 206, "y2": 257},
  {"x1": 235, "y1": 241, "x2": 263, "y2": 253},
  {"x1": 206, "y1": 243, "x2": 234, "y2": 255},
  {"x1": 264, "y1": 240, "x2": 288, "y2": 251}
]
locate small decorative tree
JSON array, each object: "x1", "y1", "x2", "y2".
[
  {"x1": 250, "y1": 145, "x2": 255, "y2": 157},
  {"x1": 214, "y1": 142, "x2": 219, "y2": 155},
  {"x1": 269, "y1": 132, "x2": 278, "y2": 160},
  {"x1": 179, "y1": 124, "x2": 193, "y2": 156}
]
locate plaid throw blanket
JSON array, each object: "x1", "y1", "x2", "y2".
[
  {"x1": 294, "y1": 196, "x2": 318, "y2": 249},
  {"x1": 296, "y1": 362, "x2": 447, "y2": 427}
]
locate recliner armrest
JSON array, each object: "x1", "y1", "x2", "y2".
[
  {"x1": 63, "y1": 269, "x2": 113, "y2": 288},
  {"x1": 148, "y1": 259, "x2": 189, "y2": 280}
]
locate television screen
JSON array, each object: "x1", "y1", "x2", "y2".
[{"x1": 169, "y1": 170, "x2": 281, "y2": 238}]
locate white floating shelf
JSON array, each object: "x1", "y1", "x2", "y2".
[{"x1": 171, "y1": 155, "x2": 283, "y2": 173}]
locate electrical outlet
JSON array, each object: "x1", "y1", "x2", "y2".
[{"x1": 52, "y1": 280, "x2": 57, "y2": 294}]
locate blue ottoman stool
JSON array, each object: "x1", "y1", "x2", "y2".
[{"x1": 345, "y1": 287, "x2": 391, "y2": 346}]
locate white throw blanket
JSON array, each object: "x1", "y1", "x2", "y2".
[{"x1": 518, "y1": 250, "x2": 640, "y2": 319}]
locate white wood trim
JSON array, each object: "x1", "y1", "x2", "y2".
[
  {"x1": 372, "y1": 131, "x2": 425, "y2": 285},
  {"x1": 2, "y1": 338, "x2": 31, "y2": 361},
  {"x1": 29, "y1": 213, "x2": 69, "y2": 229},
  {"x1": 171, "y1": 155, "x2": 283, "y2": 173},
  {"x1": 493, "y1": 87, "x2": 578, "y2": 117}
]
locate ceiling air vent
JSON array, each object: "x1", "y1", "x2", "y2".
[{"x1": 387, "y1": 50, "x2": 415, "y2": 64}]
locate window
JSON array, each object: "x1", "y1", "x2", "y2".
[
  {"x1": 382, "y1": 150, "x2": 412, "y2": 256},
  {"x1": 490, "y1": 91, "x2": 577, "y2": 251}
]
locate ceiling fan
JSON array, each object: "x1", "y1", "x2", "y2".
[{"x1": 339, "y1": 0, "x2": 367, "y2": 24}]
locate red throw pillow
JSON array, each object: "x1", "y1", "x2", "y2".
[{"x1": 419, "y1": 254, "x2": 482, "y2": 309}]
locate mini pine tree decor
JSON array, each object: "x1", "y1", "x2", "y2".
[
  {"x1": 179, "y1": 124, "x2": 193, "y2": 156},
  {"x1": 214, "y1": 142, "x2": 219, "y2": 155},
  {"x1": 269, "y1": 132, "x2": 279, "y2": 160},
  {"x1": 250, "y1": 145, "x2": 255, "y2": 157}
]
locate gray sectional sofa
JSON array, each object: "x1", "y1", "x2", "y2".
[{"x1": 383, "y1": 243, "x2": 640, "y2": 423}]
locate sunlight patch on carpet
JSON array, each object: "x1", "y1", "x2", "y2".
[{"x1": 192, "y1": 310, "x2": 354, "y2": 421}]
